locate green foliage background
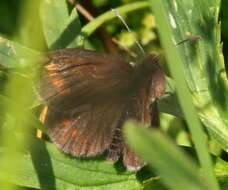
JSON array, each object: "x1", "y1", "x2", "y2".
[{"x1": 0, "y1": 0, "x2": 227, "y2": 190}]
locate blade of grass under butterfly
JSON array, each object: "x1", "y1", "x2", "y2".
[
  {"x1": 0, "y1": 134, "x2": 142, "y2": 190},
  {"x1": 1, "y1": 131, "x2": 227, "y2": 190},
  {"x1": 150, "y1": 0, "x2": 220, "y2": 190}
]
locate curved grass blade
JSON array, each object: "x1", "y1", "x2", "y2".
[
  {"x1": 77, "y1": 1, "x2": 150, "y2": 42},
  {"x1": 150, "y1": 0, "x2": 222, "y2": 189}
]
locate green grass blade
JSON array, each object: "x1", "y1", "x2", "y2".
[
  {"x1": 40, "y1": 0, "x2": 82, "y2": 49},
  {"x1": 78, "y1": 1, "x2": 150, "y2": 41},
  {"x1": 124, "y1": 121, "x2": 210, "y2": 190},
  {"x1": 150, "y1": 0, "x2": 220, "y2": 189}
]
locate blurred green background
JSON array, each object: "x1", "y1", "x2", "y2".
[{"x1": 0, "y1": 0, "x2": 227, "y2": 190}]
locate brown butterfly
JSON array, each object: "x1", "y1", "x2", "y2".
[{"x1": 37, "y1": 48, "x2": 165, "y2": 171}]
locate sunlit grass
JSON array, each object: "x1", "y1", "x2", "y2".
[
  {"x1": 1, "y1": 1, "x2": 44, "y2": 190},
  {"x1": 0, "y1": 0, "x2": 227, "y2": 190}
]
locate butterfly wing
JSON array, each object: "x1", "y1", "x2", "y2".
[
  {"x1": 37, "y1": 48, "x2": 133, "y2": 111},
  {"x1": 45, "y1": 101, "x2": 125, "y2": 157},
  {"x1": 38, "y1": 50, "x2": 165, "y2": 170},
  {"x1": 105, "y1": 74, "x2": 156, "y2": 166},
  {"x1": 106, "y1": 80, "x2": 161, "y2": 171},
  {"x1": 38, "y1": 48, "x2": 133, "y2": 156},
  {"x1": 122, "y1": 55, "x2": 166, "y2": 171}
]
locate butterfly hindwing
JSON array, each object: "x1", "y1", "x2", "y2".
[
  {"x1": 45, "y1": 100, "x2": 126, "y2": 157},
  {"x1": 122, "y1": 58, "x2": 166, "y2": 171}
]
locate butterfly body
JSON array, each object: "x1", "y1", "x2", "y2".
[{"x1": 38, "y1": 48, "x2": 165, "y2": 171}]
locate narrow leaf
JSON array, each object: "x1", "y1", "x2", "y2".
[
  {"x1": 124, "y1": 121, "x2": 210, "y2": 190},
  {"x1": 40, "y1": 0, "x2": 82, "y2": 49}
]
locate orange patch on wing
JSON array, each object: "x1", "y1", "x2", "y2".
[
  {"x1": 63, "y1": 119, "x2": 73, "y2": 127},
  {"x1": 46, "y1": 69, "x2": 72, "y2": 97},
  {"x1": 63, "y1": 119, "x2": 79, "y2": 137},
  {"x1": 71, "y1": 127, "x2": 79, "y2": 138},
  {"x1": 47, "y1": 68, "x2": 65, "y2": 89},
  {"x1": 52, "y1": 78, "x2": 65, "y2": 88}
]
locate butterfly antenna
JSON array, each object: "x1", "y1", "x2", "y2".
[{"x1": 112, "y1": 9, "x2": 146, "y2": 56}]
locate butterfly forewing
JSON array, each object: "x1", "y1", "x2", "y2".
[
  {"x1": 38, "y1": 48, "x2": 133, "y2": 111},
  {"x1": 38, "y1": 48, "x2": 134, "y2": 157}
]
